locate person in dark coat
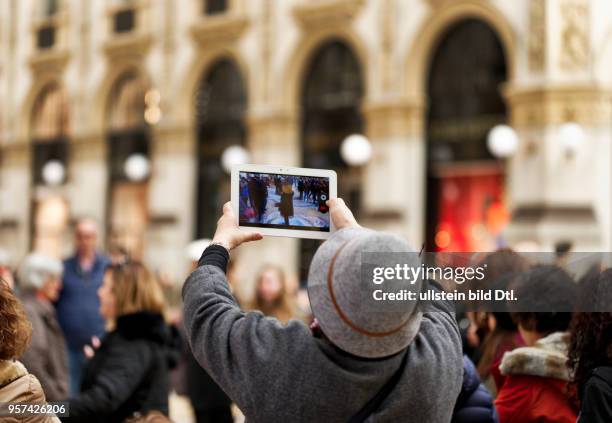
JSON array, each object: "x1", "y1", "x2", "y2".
[
  {"x1": 297, "y1": 178, "x2": 305, "y2": 200},
  {"x1": 568, "y1": 268, "x2": 612, "y2": 423},
  {"x1": 19, "y1": 253, "x2": 69, "y2": 402},
  {"x1": 247, "y1": 177, "x2": 268, "y2": 222},
  {"x1": 0, "y1": 279, "x2": 60, "y2": 423},
  {"x1": 279, "y1": 182, "x2": 294, "y2": 225},
  {"x1": 186, "y1": 355, "x2": 233, "y2": 423},
  {"x1": 183, "y1": 199, "x2": 463, "y2": 422},
  {"x1": 62, "y1": 260, "x2": 180, "y2": 423},
  {"x1": 256, "y1": 177, "x2": 269, "y2": 220},
  {"x1": 182, "y1": 249, "x2": 233, "y2": 423},
  {"x1": 453, "y1": 355, "x2": 499, "y2": 423},
  {"x1": 577, "y1": 367, "x2": 612, "y2": 422}
]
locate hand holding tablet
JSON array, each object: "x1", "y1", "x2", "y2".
[
  {"x1": 231, "y1": 164, "x2": 338, "y2": 239},
  {"x1": 211, "y1": 202, "x2": 264, "y2": 251}
]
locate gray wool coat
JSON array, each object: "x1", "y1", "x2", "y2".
[
  {"x1": 20, "y1": 294, "x2": 69, "y2": 403},
  {"x1": 183, "y1": 261, "x2": 463, "y2": 423}
]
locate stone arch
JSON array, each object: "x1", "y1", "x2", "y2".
[
  {"x1": 404, "y1": 0, "x2": 516, "y2": 106},
  {"x1": 193, "y1": 56, "x2": 247, "y2": 238},
  {"x1": 175, "y1": 46, "x2": 249, "y2": 130},
  {"x1": 91, "y1": 61, "x2": 151, "y2": 136},
  {"x1": 281, "y1": 28, "x2": 370, "y2": 118},
  {"x1": 18, "y1": 76, "x2": 67, "y2": 142}
]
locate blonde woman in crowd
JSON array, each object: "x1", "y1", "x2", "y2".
[
  {"x1": 248, "y1": 264, "x2": 303, "y2": 324},
  {"x1": 62, "y1": 260, "x2": 179, "y2": 423}
]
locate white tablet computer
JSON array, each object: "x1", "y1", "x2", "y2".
[{"x1": 231, "y1": 164, "x2": 337, "y2": 239}]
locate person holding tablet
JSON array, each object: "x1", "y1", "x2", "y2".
[{"x1": 183, "y1": 198, "x2": 463, "y2": 422}]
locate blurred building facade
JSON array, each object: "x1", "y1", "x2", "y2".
[{"x1": 0, "y1": 0, "x2": 611, "y2": 286}]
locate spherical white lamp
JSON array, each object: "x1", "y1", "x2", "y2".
[
  {"x1": 487, "y1": 125, "x2": 519, "y2": 159},
  {"x1": 340, "y1": 134, "x2": 372, "y2": 166},
  {"x1": 558, "y1": 122, "x2": 585, "y2": 157},
  {"x1": 221, "y1": 145, "x2": 250, "y2": 174},
  {"x1": 124, "y1": 153, "x2": 150, "y2": 182},
  {"x1": 42, "y1": 160, "x2": 65, "y2": 186}
]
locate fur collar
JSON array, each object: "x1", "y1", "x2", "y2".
[
  {"x1": 499, "y1": 332, "x2": 570, "y2": 381},
  {"x1": 116, "y1": 312, "x2": 169, "y2": 344},
  {"x1": 0, "y1": 360, "x2": 27, "y2": 388}
]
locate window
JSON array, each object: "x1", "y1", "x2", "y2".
[
  {"x1": 42, "y1": 0, "x2": 58, "y2": 18},
  {"x1": 36, "y1": 25, "x2": 55, "y2": 49},
  {"x1": 195, "y1": 59, "x2": 246, "y2": 238},
  {"x1": 32, "y1": 84, "x2": 70, "y2": 141},
  {"x1": 30, "y1": 83, "x2": 71, "y2": 258},
  {"x1": 425, "y1": 19, "x2": 508, "y2": 252},
  {"x1": 106, "y1": 72, "x2": 148, "y2": 181},
  {"x1": 31, "y1": 83, "x2": 70, "y2": 184},
  {"x1": 107, "y1": 72, "x2": 147, "y2": 132},
  {"x1": 114, "y1": 8, "x2": 135, "y2": 33},
  {"x1": 32, "y1": 140, "x2": 67, "y2": 185},
  {"x1": 299, "y1": 40, "x2": 364, "y2": 285},
  {"x1": 203, "y1": 0, "x2": 228, "y2": 15},
  {"x1": 106, "y1": 72, "x2": 150, "y2": 259}
]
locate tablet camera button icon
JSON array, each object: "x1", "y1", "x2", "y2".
[{"x1": 321, "y1": 194, "x2": 327, "y2": 201}]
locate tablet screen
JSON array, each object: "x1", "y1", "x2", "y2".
[{"x1": 238, "y1": 171, "x2": 330, "y2": 232}]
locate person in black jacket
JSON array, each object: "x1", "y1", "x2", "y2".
[
  {"x1": 568, "y1": 268, "x2": 612, "y2": 423},
  {"x1": 453, "y1": 355, "x2": 499, "y2": 423},
  {"x1": 62, "y1": 260, "x2": 180, "y2": 423}
]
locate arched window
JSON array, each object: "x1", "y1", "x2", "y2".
[
  {"x1": 425, "y1": 19, "x2": 508, "y2": 252},
  {"x1": 42, "y1": 0, "x2": 58, "y2": 17},
  {"x1": 107, "y1": 72, "x2": 147, "y2": 132},
  {"x1": 36, "y1": 0, "x2": 60, "y2": 49},
  {"x1": 32, "y1": 83, "x2": 70, "y2": 141},
  {"x1": 195, "y1": 59, "x2": 246, "y2": 238},
  {"x1": 203, "y1": 0, "x2": 227, "y2": 15},
  {"x1": 299, "y1": 40, "x2": 364, "y2": 284},
  {"x1": 30, "y1": 83, "x2": 70, "y2": 257},
  {"x1": 106, "y1": 71, "x2": 150, "y2": 259}
]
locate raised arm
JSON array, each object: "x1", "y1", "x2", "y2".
[{"x1": 182, "y1": 245, "x2": 312, "y2": 418}]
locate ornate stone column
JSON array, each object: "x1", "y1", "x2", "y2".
[
  {"x1": 362, "y1": 100, "x2": 425, "y2": 247},
  {"x1": 68, "y1": 133, "x2": 108, "y2": 237},
  {"x1": 247, "y1": 110, "x2": 300, "y2": 165},
  {"x1": 232, "y1": 110, "x2": 301, "y2": 300},
  {"x1": 0, "y1": 141, "x2": 31, "y2": 261},
  {"x1": 504, "y1": 86, "x2": 612, "y2": 251},
  {"x1": 145, "y1": 123, "x2": 196, "y2": 282},
  {"x1": 502, "y1": 0, "x2": 612, "y2": 251}
]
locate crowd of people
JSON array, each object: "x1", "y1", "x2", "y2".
[
  {"x1": 0, "y1": 199, "x2": 611, "y2": 422},
  {"x1": 0, "y1": 216, "x2": 307, "y2": 423},
  {"x1": 239, "y1": 174, "x2": 329, "y2": 225},
  {"x1": 295, "y1": 177, "x2": 328, "y2": 205}
]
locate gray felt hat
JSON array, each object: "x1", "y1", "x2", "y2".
[{"x1": 307, "y1": 227, "x2": 423, "y2": 358}]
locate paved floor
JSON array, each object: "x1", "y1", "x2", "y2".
[{"x1": 247, "y1": 185, "x2": 329, "y2": 227}]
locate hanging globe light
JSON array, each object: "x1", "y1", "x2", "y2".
[
  {"x1": 42, "y1": 160, "x2": 65, "y2": 186},
  {"x1": 221, "y1": 145, "x2": 250, "y2": 174},
  {"x1": 124, "y1": 153, "x2": 150, "y2": 182},
  {"x1": 558, "y1": 122, "x2": 585, "y2": 158},
  {"x1": 487, "y1": 125, "x2": 519, "y2": 158},
  {"x1": 340, "y1": 134, "x2": 373, "y2": 166}
]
